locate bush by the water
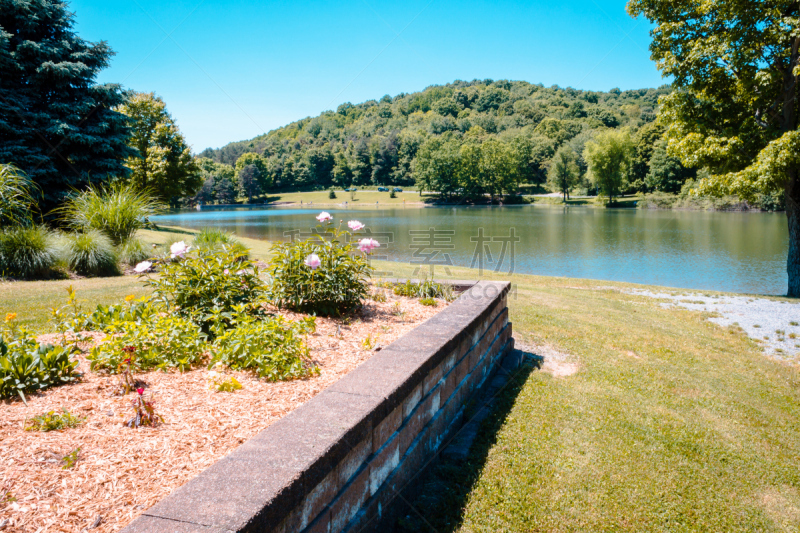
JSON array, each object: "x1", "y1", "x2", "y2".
[
  {"x1": 0, "y1": 317, "x2": 78, "y2": 401},
  {"x1": 0, "y1": 225, "x2": 58, "y2": 279},
  {"x1": 118, "y1": 237, "x2": 150, "y2": 266},
  {"x1": 145, "y1": 247, "x2": 264, "y2": 332},
  {"x1": 192, "y1": 228, "x2": 249, "y2": 259},
  {"x1": 59, "y1": 182, "x2": 159, "y2": 245},
  {"x1": 60, "y1": 230, "x2": 120, "y2": 277},
  {"x1": 268, "y1": 214, "x2": 372, "y2": 316}
]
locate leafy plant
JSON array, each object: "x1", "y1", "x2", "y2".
[
  {"x1": 0, "y1": 164, "x2": 40, "y2": 226},
  {"x1": 58, "y1": 182, "x2": 159, "y2": 245},
  {"x1": 393, "y1": 279, "x2": 452, "y2": 300},
  {"x1": 362, "y1": 333, "x2": 378, "y2": 350},
  {"x1": 268, "y1": 218, "x2": 372, "y2": 316},
  {"x1": 60, "y1": 230, "x2": 120, "y2": 276},
  {"x1": 126, "y1": 388, "x2": 162, "y2": 428},
  {"x1": 118, "y1": 237, "x2": 150, "y2": 266},
  {"x1": 61, "y1": 447, "x2": 81, "y2": 469},
  {"x1": 87, "y1": 314, "x2": 206, "y2": 373},
  {"x1": 0, "y1": 225, "x2": 58, "y2": 279},
  {"x1": 391, "y1": 302, "x2": 405, "y2": 318},
  {"x1": 25, "y1": 409, "x2": 85, "y2": 432},
  {"x1": 328, "y1": 188, "x2": 337, "y2": 199},
  {"x1": 371, "y1": 289, "x2": 388, "y2": 302},
  {"x1": 207, "y1": 370, "x2": 242, "y2": 392},
  {"x1": 145, "y1": 248, "x2": 264, "y2": 332},
  {"x1": 210, "y1": 311, "x2": 317, "y2": 381},
  {"x1": 0, "y1": 318, "x2": 78, "y2": 402},
  {"x1": 420, "y1": 297, "x2": 438, "y2": 307},
  {"x1": 389, "y1": 189, "x2": 397, "y2": 199}
]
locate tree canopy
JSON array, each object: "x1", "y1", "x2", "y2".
[
  {"x1": 119, "y1": 92, "x2": 201, "y2": 206},
  {"x1": 628, "y1": 0, "x2": 800, "y2": 295},
  {"x1": 0, "y1": 0, "x2": 133, "y2": 208},
  {"x1": 199, "y1": 80, "x2": 672, "y2": 198}
]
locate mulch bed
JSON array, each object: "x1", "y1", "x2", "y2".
[{"x1": 0, "y1": 291, "x2": 446, "y2": 533}]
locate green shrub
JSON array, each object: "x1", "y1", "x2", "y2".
[
  {"x1": 268, "y1": 221, "x2": 372, "y2": 316},
  {"x1": 118, "y1": 237, "x2": 150, "y2": 266},
  {"x1": 87, "y1": 313, "x2": 206, "y2": 373},
  {"x1": 25, "y1": 409, "x2": 84, "y2": 431},
  {"x1": 144, "y1": 248, "x2": 265, "y2": 332},
  {"x1": 0, "y1": 322, "x2": 78, "y2": 401},
  {"x1": 60, "y1": 230, "x2": 120, "y2": 276},
  {"x1": 58, "y1": 182, "x2": 159, "y2": 245},
  {"x1": 210, "y1": 311, "x2": 317, "y2": 381},
  {"x1": 420, "y1": 297, "x2": 438, "y2": 307},
  {"x1": 192, "y1": 228, "x2": 249, "y2": 259},
  {"x1": 0, "y1": 225, "x2": 58, "y2": 279},
  {"x1": 0, "y1": 164, "x2": 40, "y2": 226},
  {"x1": 389, "y1": 189, "x2": 397, "y2": 199},
  {"x1": 328, "y1": 188, "x2": 337, "y2": 199},
  {"x1": 393, "y1": 279, "x2": 453, "y2": 300}
]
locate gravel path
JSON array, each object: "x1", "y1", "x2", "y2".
[{"x1": 629, "y1": 290, "x2": 800, "y2": 360}]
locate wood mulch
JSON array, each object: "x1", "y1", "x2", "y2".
[{"x1": 0, "y1": 290, "x2": 446, "y2": 533}]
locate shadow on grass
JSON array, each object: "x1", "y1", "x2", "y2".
[{"x1": 394, "y1": 351, "x2": 539, "y2": 533}]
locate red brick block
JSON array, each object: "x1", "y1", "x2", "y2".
[
  {"x1": 372, "y1": 404, "x2": 402, "y2": 454},
  {"x1": 330, "y1": 466, "x2": 370, "y2": 532},
  {"x1": 337, "y1": 436, "x2": 371, "y2": 488},
  {"x1": 369, "y1": 439, "x2": 400, "y2": 495}
]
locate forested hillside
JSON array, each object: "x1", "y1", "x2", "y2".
[{"x1": 197, "y1": 79, "x2": 680, "y2": 200}]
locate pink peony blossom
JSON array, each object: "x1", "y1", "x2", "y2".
[
  {"x1": 316, "y1": 211, "x2": 333, "y2": 223},
  {"x1": 304, "y1": 253, "x2": 321, "y2": 269},
  {"x1": 348, "y1": 220, "x2": 365, "y2": 231},
  {"x1": 224, "y1": 269, "x2": 230, "y2": 275},
  {"x1": 134, "y1": 261, "x2": 152, "y2": 273},
  {"x1": 170, "y1": 241, "x2": 190, "y2": 258},
  {"x1": 136, "y1": 388, "x2": 144, "y2": 395},
  {"x1": 358, "y1": 238, "x2": 380, "y2": 254}
]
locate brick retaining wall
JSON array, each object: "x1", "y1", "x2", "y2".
[{"x1": 122, "y1": 280, "x2": 514, "y2": 533}]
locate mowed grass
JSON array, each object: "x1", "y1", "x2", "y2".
[
  {"x1": 3, "y1": 229, "x2": 800, "y2": 531},
  {"x1": 264, "y1": 189, "x2": 427, "y2": 206},
  {"x1": 0, "y1": 227, "x2": 274, "y2": 333}
]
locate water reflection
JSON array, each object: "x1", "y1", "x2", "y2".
[{"x1": 151, "y1": 205, "x2": 788, "y2": 295}]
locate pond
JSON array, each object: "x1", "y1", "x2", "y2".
[{"x1": 152, "y1": 205, "x2": 789, "y2": 296}]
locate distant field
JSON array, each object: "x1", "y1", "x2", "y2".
[{"x1": 261, "y1": 189, "x2": 428, "y2": 206}]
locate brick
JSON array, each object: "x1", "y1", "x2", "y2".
[
  {"x1": 369, "y1": 439, "x2": 400, "y2": 495},
  {"x1": 299, "y1": 468, "x2": 339, "y2": 530},
  {"x1": 372, "y1": 404, "x2": 402, "y2": 454},
  {"x1": 401, "y1": 383, "x2": 422, "y2": 420},
  {"x1": 330, "y1": 466, "x2": 370, "y2": 532},
  {"x1": 337, "y1": 437, "x2": 371, "y2": 488},
  {"x1": 422, "y1": 364, "x2": 443, "y2": 396}
]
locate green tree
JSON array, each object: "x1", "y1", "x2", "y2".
[
  {"x1": 479, "y1": 138, "x2": 519, "y2": 201},
  {"x1": 0, "y1": 0, "x2": 134, "y2": 207},
  {"x1": 628, "y1": 0, "x2": 800, "y2": 296},
  {"x1": 413, "y1": 137, "x2": 461, "y2": 200},
  {"x1": 238, "y1": 164, "x2": 262, "y2": 203},
  {"x1": 584, "y1": 129, "x2": 634, "y2": 203},
  {"x1": 234, "y1": 152, "x2": 271, "y2": 194},
  {"x1": 120, "y1": 92, "x2": 200, "y2": 205},
  {"x1": 629, "y1": 121, "x2": 665, "y2": 191},
  {"x1": 547, "y1": 146, "x2": 580, "y2": 200},
  {"x1": 645, "y1": 139, "x2": 694, "y2": 193}
]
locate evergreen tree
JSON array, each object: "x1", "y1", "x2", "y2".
[
  {"x1": 0, "y1": 0, "x2": 134, "y2": 207},
  {"x1": 119, "y1": 92, "x2": 201, "y2": 206}
]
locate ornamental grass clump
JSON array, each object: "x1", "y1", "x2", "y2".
[
  {"x1": 268, "y1": 213, "x2": 374, "y2": 316},
  {"x1": 58, "y1": 182, "x2": 159, "y2": 245},
  {"x1": 59, "y1": 230, "x2": 120, "y2": 277},
  {"x1": 193, "y1": 228, "x2": 249, "y2": 260},
  {"x1": 0, "y1": 225, "x2": 59, "y2": 279}
]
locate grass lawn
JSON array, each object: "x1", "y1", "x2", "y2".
[
  {"x1": 3, "y1": 228, "x2": 799, "y2": 531},
  {"x1": 261, "y1": 189, "x2": 428, "y2": 206}
]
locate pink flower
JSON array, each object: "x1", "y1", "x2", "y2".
[
  {"x1": 134, "y1": 261, "x2": 152, "y2": 273},
  {"x1": 170, "y1": 241, "x2": 190, "y2": 258},
  {"x1": 316, "y1": 212, "x2": 332, "y2": 223},
  {"x1": 358, "y1": 238, "x2": 380, "y2": 254},
  {"x1": 304, "y1": 253, "x2": 321, "y2": 269},
  {"x1": 136, "y1": 388, "x2": 144, "y2": 395},
  {"x1": 224, "y1": 269, "x2": 230, "y2": 275},
  {"x1": 348, "y1": 220, "x2": 365, "y2": 231}
]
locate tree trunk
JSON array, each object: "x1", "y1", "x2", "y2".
[{"x1": 787, "y1": 170, "x2": 800, "y2": 297}]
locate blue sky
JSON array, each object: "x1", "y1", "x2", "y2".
[{"x1": 70, "y1": 0, "x2": 665, "y2": 152}]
